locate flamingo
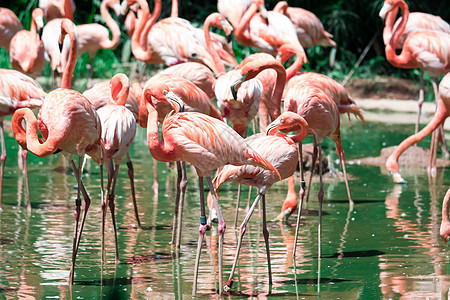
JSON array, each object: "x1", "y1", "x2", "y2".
[
  {"x1": 144, "y1": 90, "x2": 280, "y2": 296},
  {"x1": 76, "y1": 0, "x2": 122, "y2": 87},
  {"x1": 217, "y1": 0, "x2": 252, "y2": 30},
  {"x1": 141, "y1": 72, "x2": 224, "y2": 249},
  {"x1": 234, "y1": 0, "x2": 307, "y2": 58},
  {"x1": 0, "y1": 8, "x2": 22, "y2": 51},
  {"x1": 266, "y1": 85, "x2": 353, "y2": 263},
  {"x1": 440, "y1": 188, "x2": 450, "y2": 242},
  {"x1": 273, "y1": 1, "x2": 336, "y2": 48},
  {"x1": 124, "y1": 0, "x2": 219, "y2": 74},
  {"x1": 380, "y1": 0, "x2": 450, "y2": 133},
  {"x1": 273, "y1": 44, "x2": 363, "y2": 221},
  {"x1": 11, "y1": 19, "x2": 104, "y2": 284},
  {"x1": 0, "y1": 69, "x2": 46, "y2": 210},
  {"x1": 9, "y1": 8, "x2": 45, "y2": 77},
  {"x1": 379, "y1": 0, "x2": 450, "y2": 176},
  {"x1": 96, "y1": 73, "x2": 136, "y2": 262},
  {"x1": 41, "y1": 18, "x2": 78, "y2": 88},
  {"x1": 39, "y1": 0, "x2": 75, "y2": 21},
  {"x1": 168, "y1": 0, "x2": 238, "y2": 67},
  {"x1": 208, "y1": 132, "x2": 308, "y2": 292},
  {"x1": 386, "y1": 72, "x2": 450, "y2": 184},
  {"x1": 83, "y1": 76, "x2": 143, "y2": 232}
]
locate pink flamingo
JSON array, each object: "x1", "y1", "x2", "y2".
[
  {"x1": 234, "y1": 0, "x2": 307, "y2": 58},
  {"x1": 125, "y1": 0, "x2": 219, "y2": 74},
  {"x1": 267, "y1": 85, "x2": 353, "y2": 261},
  {"x1": 273, "y1": 1, "x2": 336, "y2": 48},
  {"x1": 145, "y1": 90, "x2": 280, "y2": 296},
  {"x1": 76, "y1": 0, "x2": 122, "y2": 87},
  {"x1": 379, "y1": 0, "x2": 450, "y2": 177},
  {"x1": 0, "y1": 8, "x2": 22, "y2": 51},
  {"x1": 141, "y1": 72, "x2": 224, "y2": 248},
  {"x1": 380, "y1": 0, "x2": 450, "y2": 133},
  {"x1": 440, "y1": 188, "x2": 450, "y2": 242},
  {"x1": 209, "y1": 132, "x2": 308, "y2": 292},
  {"x1": 0, "y1": 69, "x2": 46, "y2": 210},
  {"x1": 217, "y1": 0, "x2": 253, "y2": 30},
  {"x1": 11, "y1": 19, "x2": 104, "y2": 284},
  {"x1": 386, "y1": 72, "x2": 450, "y2": 183},
  {"x1": 39, "y1": 0, "x2": 75, "y2": 21},
  {"x1": 96, "y1": 73, "x2": 136, "y2": 262},
  {"x1": 9, "y1": 8, "x2": 46, "y2": 77}
]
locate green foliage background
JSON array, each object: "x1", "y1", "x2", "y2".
[{"x1": 2, "y1": 0, "x2": 450, "y2": 92}]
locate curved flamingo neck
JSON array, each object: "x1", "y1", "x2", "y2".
[
  {"x1": 269, "y1": 63, "x2": 287, "y2": 115},
  {"x1": 386, "y1": 1, "x2": 411, "y2": 67},
  {"x1": 383, "y1": 4, "x2": 400, "y2": 43},
  {"x1": 109, "y1": 74, "x2": 129, "y2": 106},
  {"x1": 12, "y1": 108, "x2": 58, "y2": 157},
  {"x1": 386, "y1": 101, "x2": 449, "y2": 173},
  {"x1": 131, "y1": 82, "x2": 148, "y2": 128},
  {"x1": 60, "y1": 20, "x2": 77, "y2": 89},
  {"x1": 284, "y1": 47, "x2": 306, "y2": 81},
  {"x1": 100, "y1": 0, "x2": 121, "y2": 49},
  {"x1": 130, "y1": 0, "x2": 152, "y2": 61},
  {"x1": 64, "y1": 0, "x2": 73, "y2": 21},
  {"x1": 146, "y1": 102, "x2": 177, "y2": 162},
  {"x1": 171, "y1": 0, "x2": 178, "y2": 18},
  {"x1": 140, "y1": 0, "x2": 162, "y2": 46},
  {"x1": 273, "y1": 1, "x2": 288, "y2": 14},
  {"x1": 235, "y1": 2, "x2": 259, "y2": 45},
  {"x1": 204, "y1": 14, "x2": 226, "y2": 76}
]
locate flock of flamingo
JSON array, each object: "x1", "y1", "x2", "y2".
[{"x1": 0, "y1": 0, "x2": 449, "y2": 295}]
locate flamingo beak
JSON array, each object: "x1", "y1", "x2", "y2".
[
  {"x1": 391, "y1": 172, "x2": 407, "y2": 184},
  {"x1": 163, "y1": 90, "x2": 184, "y2": 113},
  {"x1": 230, "y1": 74, "x2": 246, "y2": 100},
  {"x1": 379, "y1": 3, "x2": 391, "y2": 19},
  {"x1": 266, "y1": 119, "x2": 281, "y2": 136}
]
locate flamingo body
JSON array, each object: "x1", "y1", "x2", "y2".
[{"x1": 0, "y1": 8, "x2": 22, "y2": 51}]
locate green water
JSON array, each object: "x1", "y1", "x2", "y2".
[{"x1": 0, "y1": 117, "x2": 449, "y2": 299}]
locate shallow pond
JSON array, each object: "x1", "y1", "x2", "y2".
[{"x1": 0, "y1": 114, "x2": 449, "y2": 299}]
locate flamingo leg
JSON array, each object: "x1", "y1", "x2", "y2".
[
  {"x1": 305, "y1": 137, "x2": 318, "y2": 204},
  {"x1": 428, "y1": 78, "x2": 440, "y2": 176},
  {"x1": 415, "y1": 69, "x2": 425, "y2": 134},
  {"x1": 152, "y1": 157, "x2": 159, "y2": 194},
  {"x1": 206, "y1": 176, "x2": 225, "y2": 295},
  {"x1": 126, "y1": 152, "x2": 141, "y2": 228},
  {"x1": 108, "y1": 162, "x2": 121, "y2": 263},
  {"x1": 234, "y1": 184, "x2": 242, "y2": 228},
  {"x1": 171, "y1": 162, "x2": 182, "y2": 248},
  {"x1": 261, "y1": 193, "x2": 272, "y2": 287},
  {"x1": 87, "y1": 56, "x2": 95, "y2": 89},
  {"x1": 224, "y1": 191, "x2": 263, "y2": 292},
  {"x1": 23, "y1": 150, "x2": 30, "y2": 212},
  {"x1": 175, "y1": 161, "x2": 187, "y2": 249},
  {"x1": 317, "y1": 143, "x2": 324, "y2": 292},
  {"x1": 0, "y1": 120, "x2": 6, "y2": 210},
  {"x1": 101, "y1": 159, "x2": 114, "y2": 261},
  {"x1": 293, "y1": 141, "x2": 306, "y2": 258},
  {"x1": 338, "y1": 144, "x2": 354, "y2": 209},
  {"x1": 68, "y1": 157, "x2": 91, "y2": 284},
  {"x1": 192, "y1": 176, "x2": 207, "y2": 296}
]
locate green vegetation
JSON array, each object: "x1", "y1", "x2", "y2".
[{"x1": 2, "y1": 0, "x2": 450, "y2": 96}]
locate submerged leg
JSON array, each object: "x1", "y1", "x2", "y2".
[
  {"x1": 192, "y1": 177, "x2": 208, "y2": 296},
  {"x1": 175, "y1": 162, "x2": 187, "y2": 249},
  {"x1": 293, "y1": 141, "x2": 306, "y2": 258},
  {"x1": 109, "y1": 162, "x2": 121, "y2": 263},
  {"x1": 317, "y1": 143, "x2": 324, "y2": 292},
  {"x1": 261, "y1": 194, "x2": 272, "y2": 286},
  {"x1": 0, "y1": 121, "x2": 5, "y2": 210},
  {"x1": 23, "y1": 150, "x2": 30, "y2": 211},
  {"x1": 126, "y1": 153, "x2": 141, "y2": 228},
  {"x1": 206, "y1": 177, "x2": 225, "y2": 295},
  {"x1": 224, "y1": 191, "x2": 264, "y2": 292}
]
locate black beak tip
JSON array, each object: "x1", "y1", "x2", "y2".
[
  {"x1": 230, "y1": 86, "x2": 237, "y2": 100},
  {"x1": 38, "y1": 28, "x2": 43, "y2": 40},
  {"x1": 226, "y1": 32, "x2": 233, "y2": 43},
  {"x1": 58, "y1": 42, "x2": 64, "y2": 52},
  {"x1": 117, "y1": 13, "x2": 126, "y2": 23},
  {"x1": 131, "y1": 8, "x2": 138, "y2": 18}
]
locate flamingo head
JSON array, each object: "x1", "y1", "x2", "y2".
[
  {"x1": 266, "y1": 112, "x2": 309, "y2": 143},
  {"x1": 379, "y1": 0, "x2": 393, "y2": 19},
  {"x1": 162, "y1": 90, "x2": 184, "y2": 113}
]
